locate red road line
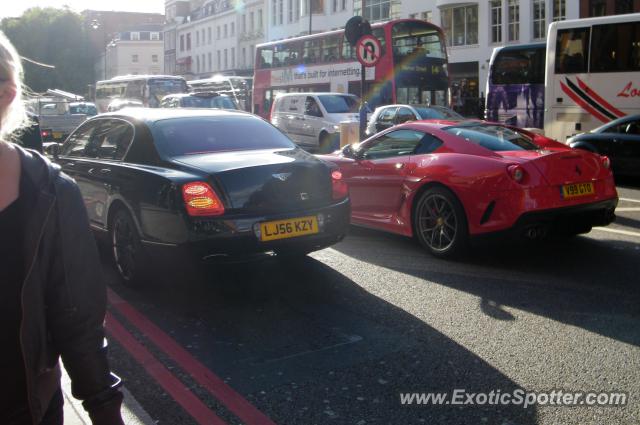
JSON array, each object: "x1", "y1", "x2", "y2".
[
  {"x1": 108, "y1": 288, "x2": 277, "y2": 425},
  {"x1": 105, "y1": 312, "x2": 227, "y2": 425}
]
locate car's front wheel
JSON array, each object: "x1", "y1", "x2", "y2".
[
  {"x1": 413, "y1": 186, "x2": 468, "y2": 258},
  {"x1": 110, "y1": 208, "x2": 147, "y2": 287}
]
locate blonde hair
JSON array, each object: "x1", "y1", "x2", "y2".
[{"x1": 0, "y1": 31, "x2": 26, "y2": 140}]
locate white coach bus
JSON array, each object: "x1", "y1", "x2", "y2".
[{"x1": 544, "y1": 13, "x2": 640, "y2": 142}]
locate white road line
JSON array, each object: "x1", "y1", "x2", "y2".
[
  {"x1": 593, "y1": 227, "x2": 640, "y2": 238},
  {"x1": 619, "y1": 197, "x2": 640, "y2": 203},
  {"x1": 616, "y1": 207, "x2": 640, "y2": 212}
]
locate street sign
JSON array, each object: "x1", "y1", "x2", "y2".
[{"x1": 356, "y1": 35, "x2": 381, "y2": 67}]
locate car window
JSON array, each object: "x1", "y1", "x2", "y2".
[
  {"x1": 396, "y1": 107, "x2": 416, "y2": 124},
  {"x1": 151, "y1": 116, "x2": 296, "y2": 157},
  {"x1": 304, "y1": 96, "x2": 323, "y2": 117},
  {"x1": 443, "y1": 124, "x2": 540, "y2": 151},
  {"x1": 414, "y1": 133, "x2": 444, "y2": 154},
  {"x1": 317, "y1": 95, "x2": 359, "y2": 113},
  {"x1": 414, "y1": 107, "x2": 463, "y2": 120},
  {"x1": 61, "y1": 121, "x2": 100, "y2": 158},
  {"x1": 625, "y1": 120, "x2": 640, "y2": 135},
  {"x1": 378, "y1": 108, "x2": 397, "y2": 124},
  {"x1": 361, "y1": 129, "x2": 425, "y2": 160},
  {"x1": 90, "y1": 120, "x2": 135, "y2": 161}
]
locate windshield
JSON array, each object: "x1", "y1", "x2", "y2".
[
  {"x1": 149, "y1": 79, "x2": 188, "y2": 107},
  {"x1": 318, "y1": 95, "x2": 359, "y2": 113},
  {"x1": 151, "y1": 116, "x2": 295, "y2": 157},
  {"x1": 69, "y1": 103, "x2": 98, "y2": 116},
  {"x1": 181, "y1": 96, "x2": 238, "y2": 109},
  {"x1": 443, "y1": 124, "x2": 540, "y2": 151},
  {"x1": 414, "y1": 106, "x2": 462, "y2": 120}
]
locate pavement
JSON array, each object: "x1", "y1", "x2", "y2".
[{"x1": 61, "y1": 367, "x2": 154, "y2": 425}]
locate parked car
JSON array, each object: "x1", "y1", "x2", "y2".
[
  {"x1": 567, "y1": 114, "x2": 640, "y2": 177},
  {"x1": 318, "y1": 121, "x2": 618, "y2": 258},
  {"x1": 271, "y1": 92, "x2": 360, "y2": 153},
  {"x1": 366, "y1": 104, "x2": 463, "y2": 136},
  {"x1": 107, "y1": 99, "x2": 144, "y2": 112},
  {"x1": 53, "y1": 109, "x2": 350, "y2": 285},
  {"x1": 160, "y1": 92, "x2": 239, "y2": 110}
]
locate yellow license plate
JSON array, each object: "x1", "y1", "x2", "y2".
[
  {"x1": 52, "y1": 131, "x2": 63, "y2": 139},
  {"x1": 260, "y1": 216, "x2": 318, "y2": 242},
  {"x1": 561, "y1": 182, "x2": 595, "y2": 199}
]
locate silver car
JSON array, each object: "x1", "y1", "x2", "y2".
[{"x1": 366, "y1": 104, "x2": 463, "y2": 136}]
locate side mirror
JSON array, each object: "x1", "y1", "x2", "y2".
[{"x1": 44, "y1": 143, "x2": 61, "y2": 160}]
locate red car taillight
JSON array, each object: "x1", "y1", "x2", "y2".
[
  {"x1": 41, "y1": 130, "x2": 51, "y2": 138},
  {"x1": 331, "y1": 170, "x2": 348, "y2": 200},
  {"x1": 507, "y1": 165, "x2": 526, "y2": 183},
  {"x1": 182, "y1": 182, "x2": 225, "y2": 216},
  {"x1": 601, "y1": 155, "x2": 611, "y2": 170}
]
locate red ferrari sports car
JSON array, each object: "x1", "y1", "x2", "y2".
[{"x1": 318, "y1": 121, "x2": 618, "y2": 257}]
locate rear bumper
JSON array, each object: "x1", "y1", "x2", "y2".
[{"x1": 170, "y1": 198, "x2": 350, "y2": 262}]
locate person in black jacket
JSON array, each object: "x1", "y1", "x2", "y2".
[{"x1": 0, "y1": 31, "x2": 124, "y2": 425}]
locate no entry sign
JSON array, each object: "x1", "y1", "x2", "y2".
[{"x1": 356, "y1": 35, "x2": 381, "y2": 67}]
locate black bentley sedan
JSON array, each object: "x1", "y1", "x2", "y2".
[{"x1": 54, "y1": 108, "x2": 350, "y2": 285}]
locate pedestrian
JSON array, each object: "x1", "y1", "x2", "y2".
[{"x1": 0, "y1": 31, "x2": 124, "y2": 425}]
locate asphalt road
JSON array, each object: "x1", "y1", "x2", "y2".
[{"x1": 104, "y1": 179, "x2": 640, "y2": 425}]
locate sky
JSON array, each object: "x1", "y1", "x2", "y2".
[{"x1": 0, "y1": 0, "x2": 165, "y2": 19}]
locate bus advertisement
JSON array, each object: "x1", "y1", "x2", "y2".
[
  {"x1": 544, "y1": 13, "x2": 640, "y2": 142},
  {"x1": 486, "y1": 42, "x2": 545, "y2": 130},
  {"x1": 253, "y1": 19, "x2": 450, "y2": 118}
]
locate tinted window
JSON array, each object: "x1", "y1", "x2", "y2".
[
  {"x1": 318, "y1": 95, "x2": 358, "y2": 113},
  {"x1": 414, "y1": 106, "x2": 463, "y2": 120},
  {"x1": 396, "y1": 107, "x2": 416, "y2": 123},
  {"x1": 62, "y1": 122, "x2": 99, "y2": 158},
  {"x1": 491, "y1": 46, "x2": 545, "y2": 84},
  {"x1": 90, "y1": 120, "x2": 134, "y2": 161},
  {"x1": 151, "y1": 116, "x2": 295, "y2": 157},
  {"x1": 555, "y1": 27, "x2": 590, "y2": 74},
  {"x1": 590, "y1": 22, "x2": 640, "y2": 73},
  {"x1": 361, "y1": 130, "x2": 426, "y2": 160},
  {"x1": 414, "y1": 133, "x2": 443, "y2": 154},
  {"x1": 443, "y1": 124, "x2": 540, "y2": 151},
  {"x1": 378, "y1": 107, "x2": 397, "y2": 124}
]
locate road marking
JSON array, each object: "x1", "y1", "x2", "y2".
[
  {"x1": 108, "y1": 288, "x2": 276, "y2": 425},
  {"x1": 105, "y1": 312, "x2": 228, "y2": 425},
  {"x1": 619, "y1": 197, "x2": 640, "y2": 203},
  {"x1": 593, "y1": 227, "x2": 640, "y2": 238},
  {"x1": 616, "y1": 207, "x2": 640, "y2": 212}
]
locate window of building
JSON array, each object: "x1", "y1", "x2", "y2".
[
  {"x1": 196, "y1": 56, "x2": 200, "y2": 73},
  {"x1": 553, "y1": 0, "x2": 566, "y2": 21},
  {"x1": 152, "y1": 54, "x2": 158, "y2": 63},
  {"x1": 357, "y1": 0, "x2": 393, "y2": 22},
  {"x1": 224, "y1": 24, "x2": 228, "y2": 38},
  {"x1": 131, "y1": 32, "x2": 140, "y2": 41},
  {"x1": 186, "y1": 33, "x2": 191, "y2": 50},
  {"x1": 208, "y1": 27, "x2": 212, "y2": 44},
  {"x1": 490, "y1": 1, "x2": 502, "y2": 43},
  {"x1": 250, "y1": 45, "x2": 255, "y2": 66},
  {"x1": 196, "y1": 30, "x2": 200, "y2": 46},
  {"x1": 180, "y1": 34, "x2": 184, "y2": 51},
  {"x1": 231, "y1": 47, "x2": 235, "y2": 68},
  {"x1": 132, "y1": 54, "x2": 139, "y2": 63},
  {"x1": 409, "y1": 13, "x2": 417, "y2": 19},
  {"x1": 231, "y1": 22, "x2": 235, "y2": 36},
  {"x1": 242, "y1": 14, "x2": 246, "y2": 33},
  {"x1": 272, "y1": 0, "x2": 277, "y2": 25},
  {"x1": 292, "y1": 0, "x2": 297, "y2": 21},
  {"x1": 201, "y1": 29, "x2": 205, "y2": 44},
  {"x1": 332, "y1": 0, "x2": 338, "y2": 13},
  {"x1": 616, "y1": 0, "x2": 634, "y2": 14},
  {"x1": 150, "y1": 32, "x2": 160, "y2": 41},
  {"x1": 217, "y1": 50, "x2": 221, "y2": 69},
  {"x1": 293, "y1": 2, "x2": 299, "y2": 21},
  {"x1": 202, "y1": 54, "x2": 205, "y2": 71},
  {"x1": 208, "y1": 52, "x2": 212, "y2": 70},
  {"x1": 589, "y1": 0, "x2": 607, "y2": 17},
  {"x1": 278, "y1": 0, "x2": 284, "y2": 25},
  {"x1": 421, "y1": 11, "x2": 432, "y2": 21},
  {"x1": 341, "y1": 0, "x2": 347, "y2": 10},
  {"x1": 217, "y1": 26, "x2": 221, "y2": 39},
  {"x1": 251, "y1": 11, "x2": 255, "y2": 31},
  {"x1": 533, "y1": 0, "x2": 546, "y2": 39},
  {"x1": 224, "y1": 49, "x2": 228, "y2": 69},
  {"x1": 508, "y1": 0, "x2": 519, "y2": 42},
  {"x1": 242, "y1": 47, "x2": 246, "y2": 67},
  {"x1": 441, "y1": 5, "x2": 478, "y2": 46}
]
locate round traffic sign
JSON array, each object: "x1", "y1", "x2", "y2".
[{"x1": 356, "y1": 35, "x2": 381, "y2": 67}]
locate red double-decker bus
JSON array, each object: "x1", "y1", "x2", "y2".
[{"x1": 253, "y1": 19, "x2": 450, "y2": 117}]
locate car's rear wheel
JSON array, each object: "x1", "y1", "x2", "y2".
[
  {"x1": 413, "y1": 186, "x2": 468, "y2": 258},
  {"x1": 110, "y1": 208, "x2": 147, "y2": 287}
]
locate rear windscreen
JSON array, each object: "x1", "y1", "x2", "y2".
[
  {"x1": 443, "y1": 124, "x2": 539, "y2": 151},
  {"x1": 151, "y1": 116, "x2": 295, "y2": 157}
]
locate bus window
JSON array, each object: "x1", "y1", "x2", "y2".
[
  {"x1": 492, "y1": 49, "x2": 545, "y2": 85},
  {"x1": 590, "y1": 22, "x2": 640, "y2": 73},
  {"x1": 323, "y1": 35, "x2": 340, "y2": 62},
  {"x1": 341, "y1": 36, "x2": 356, "y2": 61},
  {"x1": 303, "y1": 39, "x2": 322, "y2": 64},
  {"x1": 555, "y1": 27, "x2": 590, "y2": 74},
  {"x1": 392, "y1": 21, "x2": 445, "y2": 60},
  {"x1": 259, "y1": 47, "x2": 273, "y2": 68},
  {"x1": 274, "y1": 42, "x2": 301, "y2": 67}
]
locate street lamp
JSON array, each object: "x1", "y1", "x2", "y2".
[{"x1": 90, "y1": 19, "x2": 113, "y2": 80}]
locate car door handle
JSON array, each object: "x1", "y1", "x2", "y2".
[{"x1": 88, "y1": 168, "x2": 111, "y2": 175}]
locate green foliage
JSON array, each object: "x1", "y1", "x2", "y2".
[{"x1": 1, "y1": 7, "x2": 95, "y2": 97}]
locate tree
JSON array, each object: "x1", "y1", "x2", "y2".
[{"x1": 1, "y1": 7, "x2": 95, "y2": 97}]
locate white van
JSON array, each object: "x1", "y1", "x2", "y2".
[{"x1": 270, "y1": 93, "x2": 360, "y2": 153}]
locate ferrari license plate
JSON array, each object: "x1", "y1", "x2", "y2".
[
  {"x1": 561, "y1": 182, "x2": 595, "y2": 199},
  {"x1": 52, "y1": 131, "x2": 63, "y2": 139},
  {"x1": 260, "y1": 216, "x2": 318, "y2": 242}
]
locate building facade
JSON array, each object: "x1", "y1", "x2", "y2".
[{"x1": 101, "y1": 26, "x2": 164, "y2": 80}]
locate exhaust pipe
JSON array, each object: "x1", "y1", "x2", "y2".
[{"x1": 523, "y1": 224, "x2": 548, "y2": 240}]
